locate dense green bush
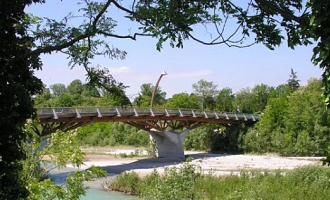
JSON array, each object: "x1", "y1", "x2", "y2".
[
  {"x1": 109, "y1": 161, "x2": 201, "y2": 199},
  {"x1": 107, "y1": 171, "x2": 141, "y2": 195},
  {"x1": 184, "y1": 126, "x2": 210, "y2": 150},
  {"x1": 184, "y1": 124, "x2": 246, "y2": 152},
  {"x1": 198, "y1": 165, "x2": 330, "y2": 200},
  {"x1": 242, "y1": 79, "x2": 329, "y2": 156},
  {"x1": 108, "y1": 163, "x2": 330, "y2": 200},
  {"x1": 143, "y1": 162, "x2": 200, "y2": 200},
  {"x1": 77, "y1": 123, "x2": 113, "y2": 146},
  {"x1": 77, "y1": 122, "x2": 149, "y2": 147}
]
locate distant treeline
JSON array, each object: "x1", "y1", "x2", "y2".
[{"x1": 34, "y1": 70, "x2": 329, "y2": 156}]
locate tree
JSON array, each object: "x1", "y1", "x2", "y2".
[
  {"x1": 34, "y1": 87, "x2": 52, "y2": 108},
  {"x1": 242, "y1": 79, "x2": 329, "y2": 155},
  {"x1": 234, "y1": 87, "x2": 255, "y2": 113},
  {"x1": 22, "y1": 122, "x2": 107, "y2": 200},
  {"x1": 287, "y1": 69, "x2": 300, "y2": 91},
  {"x1": 165, "y1": 93, "x2": 200, "y2": 109},
  {"x1": 98, "y1": 92, "x2": 131, "y2": 107},
  {"x1": 1, "y1": 1, "x2": 43, "y2": 198},
  {"x1": 270, "y1": 84, "x2": 292, "y2": 99},
  {"x1": 1, "y1": 0, "x2": 129, "y2": 189},
  {"x1": 52, "y1": 94, "x2": 75, "y2": 107},
  {"x1": 192, "y1": 79, "x2": 218, "y2": 110},
  {"x1": 252, "y1": 84, "x2": 273, "y2": 112},
  {"x1": 308, "y1": 1, "x2": 330, "y2": 108},
  {"x1": 283, "y1": 79, "x2": 329, "y2": 155},
  {"x1": 67, "y1": 79, "x2": 84, "y2": 95},
  {"x1": 50, "y1": 83, "x2": 67, "y2": 97},
  {"x1": 82, "y1": 84, "x2": 100, "y2": 97},
  {"x1": 133, "y1": 83, "x2": 166, "y2": 107},
  {"x1": 243, "y1": 91, "x2": 289, "y2": 153},
  {"x1": 234, "y1": 84, "x2": 273, "y2": 113},
  {"x1": 215, "y1": 87, "x2": 235, "y2": 112}
]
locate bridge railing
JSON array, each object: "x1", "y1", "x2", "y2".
[
  {"x1": 37, "y1": 107, "x2": 259, "y2": 121},
  {"x1": 135, "y1": 107, "x2": 154, "y2": 115}
]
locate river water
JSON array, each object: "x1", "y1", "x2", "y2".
[
  {"x1": 50, "y1": 167, "x2": 140, "y2": 200},
  {"x1": 81, "y1": 187, "x2": 139, "y2": 200}
]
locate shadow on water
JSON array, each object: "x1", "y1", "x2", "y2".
[{"x1": 49, "y1": 169, "x2": 73, "y2": 185}]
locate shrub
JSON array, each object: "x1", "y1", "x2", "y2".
[
  {"x1": 109, "y1": 172, "x2": 140, "y2": 195},
  {"x1": 107, "y1": 164, "x2": 330, "y2": 200}
]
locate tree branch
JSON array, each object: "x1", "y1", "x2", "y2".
[
  {"x1": 97, "y1": 30, "x2": 152, "y2": 40},
  {"x1": 254, "y1": 0, "x2": 306, "y2": 25},
  {"x1": 29, "y1": 0, "x2": 113, "y2": 57},
  {"x1": 30, "y1": 33, "x2": 91, "y2": 56},
  {"x1": 187, "y1": 32, "x2": 255, "y2": 48},
  {"x1": 92, "y1": 0, "x2": 112, "y2": 29},
  {"x1": 111, "y1": 0, "x2": 134, "y2": 15}
]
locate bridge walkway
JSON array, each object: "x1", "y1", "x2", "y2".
[{"x1": 37, "y1": 107, "x2": 259, "y2": 159}]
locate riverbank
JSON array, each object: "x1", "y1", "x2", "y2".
[
  {"x1": 74, "y1": 150, "x2": 322, "y2": 179},
  {"x1": 62, "y1": 149, "x2": 323, "y2": 198},
  {"x1": 107, "y1": 161, "x2": 330, "y2": 200}
]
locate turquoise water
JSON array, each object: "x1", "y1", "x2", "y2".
[
  {"x1": 81, "y1": 188, "x2": 139, "y2": 200},
  {"x1": 50, "y1": 168, "x2": 140, "y2": 199}
]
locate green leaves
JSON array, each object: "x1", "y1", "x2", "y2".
[
  {"x1": 192, "y1": 79, "x2": 218, "y2": 110},
  {"x1": 109, "y1": 162, "x2": 201, "y2": 199},
  {"x1": 30, "y1": 0, "x2": 125, "y2": 70},
  {"x1": 133, "y1": 83, "x2": 166, "y2": 107},
  {"x1": 307, "y1": 1, "x2": 330, "y2": 109},
  {"x1": 132, "y1": 0, "x2": 220, "y2": 50},
  {"x1": 322, "y1": 142, "x2": 330, "y2": 166},
  {"x1": 166, "y1": 93, "x2": 200, "y2": 109},
  {"x1": 84, "y1": 165, "x2": 108, "y2": 180},
  {"x1": 242, "y1": 79, "x2": 329, "y2": 156},
  {"x1": 215, "y1": 87, "x2": 235, "y2": 112},
  {"x1": 129, "y1": 0, "x2": 314, "y2": 50},
  {"x1": 21, "y1": 121, "x2": 108, "y2": 200},
  {"x1": 42, "y1": 129, "x2": 85, "y2": 168},
  {"x1": 1, "y1": 1, "x2": 44, "y2": 198}
]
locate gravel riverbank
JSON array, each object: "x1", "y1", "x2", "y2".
[{"x1": 71, "y1": 150, "x2": 322, "y2": 180}]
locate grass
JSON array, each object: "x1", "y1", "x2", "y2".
[
  {"x1": 107, "y1": 163, "x2": 330, "y2": 200},
  {"x1": 117, "y1": 150, "x2": 145, "y2": 158}
]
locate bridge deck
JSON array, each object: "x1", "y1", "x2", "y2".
[
  {"x1": 38, "y1": 107, "x2": 259, "y2": 125},
  {"x1": 37, "y1": 107, "x2": 259, "y2": 158}
]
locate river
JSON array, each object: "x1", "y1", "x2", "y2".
[
  {"x1": 50, "y1": 167, "x2": 140, "y2": 200},
  {"x1": 81, "y1": 187, "x2": 139, "y2": 200}
]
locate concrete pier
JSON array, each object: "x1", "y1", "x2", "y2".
[{"x1": 149, "y1": 129, "x2": 190, "y2": 160}]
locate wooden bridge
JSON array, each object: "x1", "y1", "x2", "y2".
[
  {"x1": 37, "y1": 107, "x2": 259, "y2": 159},
  {"x1": 38, "y1": 107, "x2": 259, "y2": 131}
]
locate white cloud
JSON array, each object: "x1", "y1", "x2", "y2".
[
  {"x1": 169, "y1": 69, "x2": 212, "y2": 79},
  {"x1": 108, "y1": 66, "x2": 133, "y2": 75}
]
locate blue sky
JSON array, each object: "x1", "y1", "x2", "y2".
[{"x1": 27, "y1": 1, "x2": 323, "y2": 99}]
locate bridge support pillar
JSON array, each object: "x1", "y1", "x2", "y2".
[{"x1": 149, "y1": 129, "x2": 189, "y2": 160}]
